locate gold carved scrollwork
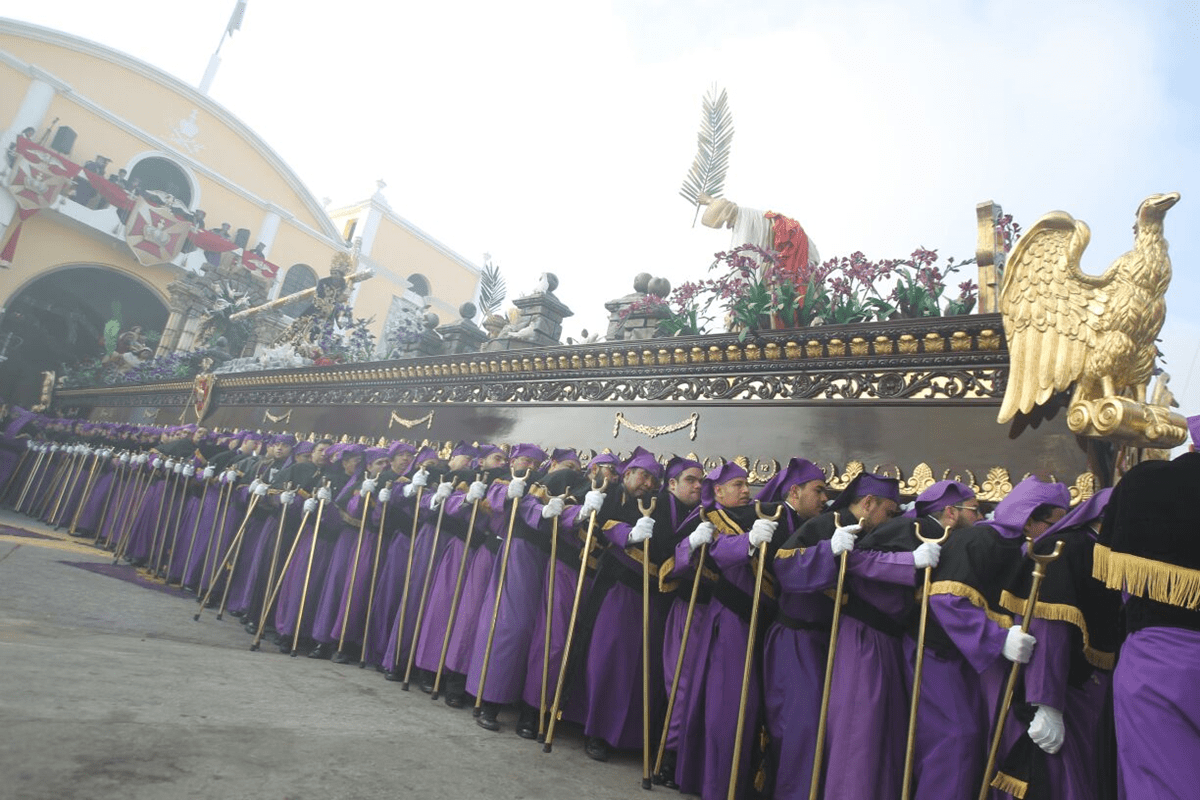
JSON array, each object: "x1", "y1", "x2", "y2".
[
  {"x1": 263, "y1": 408, "x2": 292, "y2": 424},
  {"x1": 388, "y1": 411, "x2": 435, "y2": 430},
  {"x1": 976, "y1": 467, "x2": 1014, "y2": 503},
  {"x1": 612, "y1": 412, "x2": 699, "y2": 441}
]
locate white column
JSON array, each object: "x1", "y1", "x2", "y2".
[
  {"x1": 259, "y1": 205, "x2": 289, "y2": 299},
  {"x1": 1, "y1": 76, "x2": 61, "y2": 225}
]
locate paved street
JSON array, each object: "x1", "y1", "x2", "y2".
[{"x1": 0, "y1": 510, "x2": 656, "y2": 800}]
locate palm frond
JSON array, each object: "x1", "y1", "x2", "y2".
[
  {"x1": 679, "y1": 84, "x2": 735, "y2": 210},
  {"x1": 478, "y1": 258, "x2": 506, "y2": 316}
]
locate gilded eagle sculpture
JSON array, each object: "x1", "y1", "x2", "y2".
[{"x1": 997, "y1": 192, "x2": 1186, "y2": 449}]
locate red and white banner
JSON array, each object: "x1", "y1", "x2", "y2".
[
  {"x1": 125, "y1": 196, "x2": 192, "y2": 266},
  {"x1": 1, "y1": 137, "x2": 83, "y2": 266},
  {"x1": 241, "y1": 251, "x2": 278, "y2": 281}
]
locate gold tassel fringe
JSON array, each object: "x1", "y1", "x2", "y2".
[
  {"x1": 928, "y1": 580, "x2": 1014, "y2": 629},
  {"x1": 1093, "y1": 544, "x2": 1200, "y2": 611},
  {"x1": 990, "y1": 770, "x2": 1028, "y2": 798},
  {"x1": 998, "y1": 590, "x2": 1115, "y2": 670}
]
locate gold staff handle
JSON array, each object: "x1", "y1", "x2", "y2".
[
  {"x1": 809, "y1": 510, "x2": 858, "y2": 800},
  {"x1": 390, "y1": 475, "x2": 429, "y2": 676},
  {"x1": 337, "y1": 471, "x2": 376, "y2": 658},
  {"x1": 292, "y1": 480, "x2": 333, "y2": 656},
  {"x1": 639, "y1": 495, "x2": 659, "y2": 790},
  {"x1": 901, "y1": 520, "x2": 951, "y2": 800},
  {"x1": 538, "y1": 488, "x2": 570, "y2": 741},
  {"x1": 727, "y1": 501, "x2": 782, "y2": 800},
  {"x1": 978, "y1": 539, "x2": 1065, "y2": 800},
  {"x1": 402, "y1": 477, "x2": 454, "y2": 686},
  {"x1": 474, "y1": 467, "x2": 533, "y2": 714},
  {"x1": 544, "y1": 473, "x2": 611, "y2": 752},
  {"x1": 431, "y1": 473, "x2": 486, "y2": 701},
  {"x1": 358, "y1": 478, "x2": 393, "y2": 670}
]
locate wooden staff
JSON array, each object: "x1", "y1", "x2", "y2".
[
  {"x1": 92, "y1": 454, "x2": 122, "y2": 547},
  {"x1": 473, "y1": 468, "x2": 533, "y2": 715},
  {"x1": 155, "y1": 467, "x2": 190, "y2": 578},
  {"x1": 18, "y1": 443, "x2": 52, "y2": 513},
  {"x1": 543, "y1": 474, "x2": 611, "y2": 753},
  {"x1": 654, "y1": 533, "x2": 708, "y2": 780},
  {"x1": 50, "y1": 448, "x2": 86, "y2": 528},
  {"x1": 200, "y1": 476, "x2": 236, "y2": 598},
  {"x1": 728, "y1": 502, "x2": 782, "y2": 800},
  {"x1": 335, "y1": 472, "x2": 375, "y2": 659},
  {"x1": 640, "y1": 495, "x2": 659, "y2": 791},
  {"x1": 193, "y1": 489, "x2": 261, "y2": 622},
  {"x1": 978, "y1": 539, "x2": 1065, "y2": 800},
  {"x1": 251, "y1": 501, "x2": 312, "y2": 651},
  {"x1": 249, "y1": 485, "x2": 293, "y2": 646},
  {"x1": 430, "y1": 474, "x2": 484, "y2": 701},
  {"x1": 0, "y1": 446, "x2": 31, "y2": 501},
  {"x1": 34, "y1": 447, "x2": 72, "y2": 518},
  {"x1": 402, "y1": 478, "x2": 454, "y2": 687},
  {"x1": 68, "y1": 450, "x2": 103, "y2": 536},
  {"x1": 144, "y1": 462, "x2": 176, "y2": 569},
  {"x1": 113, "y1": 462, "x2": 157, "y2": 563},
  {"x1": 358, "y1": 478, "x2": 393, "y2": 670},
  {"x1": 809, "y1": 510, "x2": 856, "y2": 800},
  {"x1": 901, "y1": 520, "x2": 951, "y2": 800},
  {"x1": 57, "y1": 447, "x2": 94, "y2": 527},
  {"x1": 178, "y1": 475, "x2": 213, "y2": 589},
  {"x1": 538, "y1": 490, "x2": 569, "y2": 741},
  {"x1": 14, "y1": 445, "x2": 47, "y2": 512},
  {"x1": 390, "y1": 478, "x2": 429, "y2": 675},
  {"x1": 100, "y1": 455, "x2": 134, "y2": 550},
  {"x1": 291, "y1": 481, "x2": 332, "y2": 656}
]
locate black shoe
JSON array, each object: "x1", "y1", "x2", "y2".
[
  {"x1": 476, "y1": 703, "x2": 500, "y2": 732},
  {"x1": 278, "y1": 641, "x2": 292, "y2": 655},
  {"x1": 419, "y1": 671, "x2": 434, "y2": 694},
  {"x1": 584, "y1": 737, "x2": 610, "y2": 762},
  {"x1": 444, "y1": 692, "x2": 465, "y2": 709},
  {"x1": 516, "y1": 707, "x2": 537, "y2": 740},
  {"x1": 384, "y1": 669, "x2": 402, "y2": 682},
  {"x1": 243, "y1": 620, "x2": 259, "y2": 635},
  {"x1": 308, "y1": 642, "x2": 332, "y2": 659}
]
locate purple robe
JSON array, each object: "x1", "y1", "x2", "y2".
[{"x1": 465, "y1": 487, "x2": 549, "y2": 705}]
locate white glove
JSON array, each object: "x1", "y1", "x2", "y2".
[
  {"x1": 183, "y1": 464, "x2": 195, "y2": 477},
  {"x1": 253, "y1": 482, "x2": 269, "y2": 497},
  {"x1": 541, "y1": 496, "x2": 566, "y2": 519},
  {"x1": 152, "y1": 458, "x2": 163, "y2": 469},
  {"x1": 466, "y1": 480, "x2": 487, "y2": 502},
  {"x1": 434, "y1": 481, "x2": 453, "y2": 503},
  {"x1": 175, "y1": 462, "x2": 185, "y2": 474},
  {"x1": 248, "y1": 479, "x2": 262, "y2": 494},
  {"x1": 1028, "y1": 705, "x2": 1065, "y2": 754},
  {"x1": 303, "y1": 497, "x2": 318, "y2": 514},
  {"x1": 830, "y1": 524, "x2": 861, "y2": 556},
  {"x1": 507, "y1": 477, "x2": 526, "y2": 499},
  {"x1": 50, "y1": 444, "x2": 59, "y2": 452},
  {"x1": 138, "y1": 454, "x2": 149, "y2": 465},
  {"x1": 120, "y1": 453, "x2": 131, "y2": 464},
  {"x1": 202, "y1": 466, "x2": 215, "y2": 480},
  {"x1": 582, "y1": 490, "x2": 605, "y2": 515},
  {"x1": 411, "y1": 469, "x2": 429, "y2": 488},
  {"x1": 689, "y1": 521, "x2": 715, "y2": 551},
  {"x1": 361, "y1": 477, "x2": 377, "y2": 495},
  {"x1": 629, "y1": 515, "x2": 655, "y2": 543},
  {"x1": 280, "y1": 490, "x2": 296, "y2": 506},
  {"x1": 222, "y1": 469, "x2": 236, "y2": 484},
  {"x1": 748, "y1": 518, "x2": 778, "y2": 548},
  {"x1": 1002, "y1": 626, "x2": 1036, "y2": 664},
  {"x1": 316, "y1": 487, "x2": 332, "y2": 503},
  {"x1": 912, "y1": 541, "x2": 941, "y2": 570},
  {"x1": 403, "y1": 481, "x2": 419, "y2": 498}
]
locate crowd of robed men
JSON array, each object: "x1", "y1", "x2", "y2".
[{"x1": 3, "y1": 408, "x2": 1200, "y2": 800}]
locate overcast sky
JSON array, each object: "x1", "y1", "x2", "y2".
[{"x1": 6, "y1": 1, "x2": 1199, "y2": 415}]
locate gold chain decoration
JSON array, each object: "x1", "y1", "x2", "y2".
[
  {"x1": 612, "y1": 411, "x2": 699, "y2": 441},
  {"x1": 389, "y1": 410, "x2": 435, "y2": 430},
  {"x1": 263, "y1": 408, "x2": 292, "y2": 424}
]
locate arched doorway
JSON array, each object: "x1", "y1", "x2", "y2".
[
  {"x1": 0, "y1": 266, "x2": 169, "y2": 406},
  {"x1": 128, "y1": 156, "x2": 194, "y2": 208},
  {"x1": 279, "y1": 264, "x2": 318, "y2": 317}
]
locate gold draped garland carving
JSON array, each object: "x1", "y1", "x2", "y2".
[
  {"x1": 612, "y1": 411, "x2": 699, "y2": 441},
  {"x1": 263, "y1": 408, "x2": 292, "y2": 424},
  {"x1": 388, "y1": 410, "x2": 435, "y2": 430}
]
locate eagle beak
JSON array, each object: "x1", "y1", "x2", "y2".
[{"x1": 1151, "y1": 192, "x2": 1181, "y2": 211}]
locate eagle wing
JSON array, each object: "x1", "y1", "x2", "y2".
[{"x1": 997, "y1": 211, "x2": 1114, "y2": 423}]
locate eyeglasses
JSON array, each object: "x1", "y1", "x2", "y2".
[{"x1": 952, "y1": 505, "x2": 982, "y2": 515}]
